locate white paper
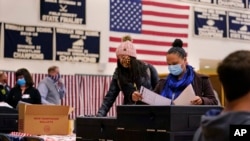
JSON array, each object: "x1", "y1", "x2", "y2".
[
  {"x1": 140, "y1": 86, "x2": 171, "y2": 105},
  {"x1": 173, "y1": 84, "x2": 196, "y2": 105}
]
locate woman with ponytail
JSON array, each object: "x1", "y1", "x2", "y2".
[{"x1": 154, "y1": 39, "x2": 218, "y2": 105}]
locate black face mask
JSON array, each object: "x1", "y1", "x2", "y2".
[{"x1": 49, "y1": 74, "x2": 60, "y2": 82}]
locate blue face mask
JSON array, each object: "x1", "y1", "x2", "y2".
[
  {"x1": 17, "y1": 78, "x2": 26, "y2": 86},
  {"x1": 168, "y1": 64, "x2": 183, "y2": 76}
]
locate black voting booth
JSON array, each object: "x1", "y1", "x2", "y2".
[
  {"x1": 76, "y1": 105, "x2": 223, "y2": 141},
  {"x1": 0, "y1": 107, "x2": 18, "y2": 133},
  {"x1": 76, "y1": 116, "x2": 117, "y2": 141},
  {"x1": 116, "y1": 105, "x2": 223, "y2": 141}
]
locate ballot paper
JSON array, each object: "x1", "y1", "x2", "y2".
[
  {"x1": 140, "y1": 86, "x2": 171, "y2": 105},
  {"x1": 173, "y1": 84, "x2": 196, "y2": 105}
]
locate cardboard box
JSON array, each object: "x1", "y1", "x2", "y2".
[{"x1": 18, "y1": 103, "x2": 72, "y2": 135}]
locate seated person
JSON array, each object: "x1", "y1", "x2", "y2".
[
  {"x1": 7, "y1": 68, "x2": 41, "y2": 109},
  {"x1": 193, "y1": 50, "x2": 250, "y2": 141},
  {"x1": 154, "y1": 39, "x2": 218, "y2": 105}
]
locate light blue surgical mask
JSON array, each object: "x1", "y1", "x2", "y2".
[
  {"x1": 168, "y1": 64, "x2": 183, "y2": 76},
  {"x1": 17, "y1": 78, "x2": 26, "y2": 86}
]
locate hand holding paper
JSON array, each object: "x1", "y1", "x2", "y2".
[
  {"x1": 139, "y1": 86, "x2": 171, "y2": 105},
  {"x1": 173, "y1": 84, "x2": 196, "y2": 105}
]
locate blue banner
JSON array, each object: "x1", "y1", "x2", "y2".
[
  {"x1": 217, "y1": 0, "x2": 246, "y2": 9},
  {"x1": 194, "y1": 7, "x2": 227, "y2": 38},
  {"x1": 228, "y1": 11, "x2": 250, "y2": 40},
  {"x1": 40, "y1": 0, "x2": 86, "y2": 25},
  {"x1": 4, "y1": 23, "x2": 53, "y2": 60},
  {"x1": 55, "y1": 28, "x2": 100, "y2": 63}
]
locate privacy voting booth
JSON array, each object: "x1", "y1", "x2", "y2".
[
  {"x1": 76, "y1": 105, "x2": 223, "y2": 141},
  {"x1": 0, "y1": 107, "x2": 18, "y2": 133}
]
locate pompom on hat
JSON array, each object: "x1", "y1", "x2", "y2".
[{"x1": 116, "y1": 35, "x2": 137, "y2": 58}]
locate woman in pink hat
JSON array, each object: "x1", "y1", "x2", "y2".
[{"x1": 96, "y1": 35, "x2": 159, "y2": 117}]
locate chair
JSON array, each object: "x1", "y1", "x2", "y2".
[{"x1": 213, "y1": 90, "x2": 221, "y2": 106}]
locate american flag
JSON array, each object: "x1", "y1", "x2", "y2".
[{"x1": 109, "y1": 0, "x2": 190, "y2": 65}]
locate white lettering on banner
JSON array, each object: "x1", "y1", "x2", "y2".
[
  {"x1": 229, "y1": 12, "x2": 250, "y2": 40},
  {"x1": 70, "y1": 35, "x2": 80, "y2": 38},
  {"x1": 25, "y1": 27, "x2": 35, "y2": 32},
  {"x1": 230, "y1": 33, "x2": 241, "y2": 38},
  {"x1": 218, "y1": 0, "x2": 244, "y2": 8},
  {"x1": 42, "y1": 15, "x2": 59, "y2": 22},
  {"x1": 60, "y1": 13, "x2": 77, "y2": 18},
  {"x1": 49, "y1": 11, "x2": 61, "y2": 16},
  {"x1": 58, "y1": 0, "x2": 76, "y2": 5},
  {"x1": 72, "y1": 46, "x2": 84, "y2": 49},
  {"x1": 45, "y1": 0, "x2": 57, "y2": 3},
  {"x1": 36, "y1": 27, "x2": 53, "y2": 33},
  {"x1": 85, "y1": 31, "x2": 99, "y2": 37},
  {"x1": 59, "y1": 56, "x2": 97, "y2": 63},
  {"x1": 5, "y1": 24, "x2": 24, "y2": 31},
  {"x1": 57, "y1": 51, "x2": 71, "y2": 55},
  {"x1": 17, "y1": 45, "x2": 35, "y2": 49},
  {"x1": 67, "y1": 48, "x2": 83, "y2": 53},
  {"x1": 57, "y1": 28, "x2": 74, "y2": 34},
  {"x1": 13, "y1": 52, "x2": 44, "y2": 60},
  {"x1": 20, "y1": 32, "x2": 32, "y2": 36},
  {"x1": 195, "y1": 7, "x2": 226, "y2": 38},
  {"x1": 59, "y1": 17, "x2": 83, "y2": 24},
  {"x1": 75, "y1": 30, "x2": 84, "y2": 35}
]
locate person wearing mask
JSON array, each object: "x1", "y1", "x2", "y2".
[
  {"x1": 7, "y1": 68, "x2": 41, "y2": 109},
  {"x1": 37, "y1": 66, "x2": 66, "y2": 105},
  {"x1": 96, "y1": 35, "x2": 159, "y2": 117},
  {"x1": 0, "y1": 71, "x2": 11, "y2": 102},
  {"x1": 154, "y1": 39, "x2": 218, "y2": 105},
  {"x1": 193, "y1": 50, "x2": 250, "y2": 141}
]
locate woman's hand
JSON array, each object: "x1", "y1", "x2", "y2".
[
  {"x1": 191, "y1": 96, "x2": 203, "y2": 105},
  {"x1": 132, "y1": 91, "x2": 142, "y2": 102}
]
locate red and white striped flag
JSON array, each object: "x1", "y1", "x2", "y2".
[{"x1": 109, "y1": 0, "x2": 190, "y2": 65}]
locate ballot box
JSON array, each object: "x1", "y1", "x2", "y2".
[
  {"x1": 116, "y1": 105, "x2": 223, "y2": 141},
  {"x1": 0, "y1": 107, "x2": 18, "y2": 133},
  {"x1": 75, "y1": 116, "x2": 117, "y2": 141},
  {"x1": 116, "y1": 105, "x2": 223, "y2": 131}
]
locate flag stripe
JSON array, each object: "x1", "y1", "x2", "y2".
[
  {"x1": 143, "y1": 11, "x2": 189, "y2": 19},
  {"x1": 142, "y1": 30, "x2": 188, "y2": 38},
  {"x1": 142, "y1": 0, "x2": 190, "y2": 10},
  {"x1": 143, "y1": 20, "x2": 188, "y2": 28},
  {"x1": 110, "y1": 36, "x2": 188, "y2": 47}
]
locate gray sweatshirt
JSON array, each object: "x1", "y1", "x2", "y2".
[{"x1": 193, "y1": 109, "x2": 250, "y2": 141}]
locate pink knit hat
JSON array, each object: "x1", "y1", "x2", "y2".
[{"x1": 116, "y1": 41, "x2": 137, "y2": 58}]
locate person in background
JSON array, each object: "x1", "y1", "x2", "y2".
[
  {"x1": 0, "y1": 71, "x2": 11, "y2": 102},
  {"x1": 193, "y1": 50, "x2": 250, "y2": 141},
  {"x1": 96, "y1": 35, "x2": 159, "y2": 117},
  {"x1": 0, "y1": 71, "x2": 12, "y2": 108},
  {"x1": 37, "y1": 66, "x2": 66, "y2": 105},
  {"x1": 154, "y1": 39, "x2": 218, "y2": 105},
  {"x1": 7, "y1": 68, "x2": 41, "y2": 109}
]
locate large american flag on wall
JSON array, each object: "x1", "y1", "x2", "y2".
[{"x1": 108, "y1": 0, "x2": 190, "y2": 65}]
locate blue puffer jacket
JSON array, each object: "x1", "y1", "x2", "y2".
[{"x1": 97, "y1": 63, "x2": 159, "y2": 117}]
